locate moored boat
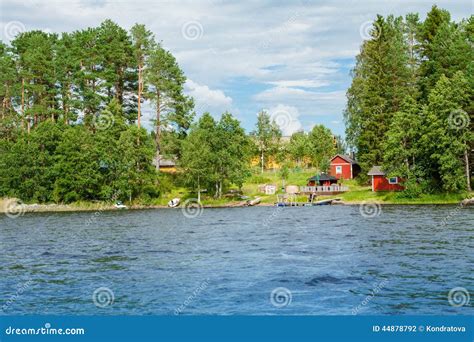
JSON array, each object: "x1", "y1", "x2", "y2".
[
  {"x1": 168, "y1": 198, "x2": 181, "y2": 208},
  {"x1": 114, "y1": 201, "x2": 128, "y2": 209}
]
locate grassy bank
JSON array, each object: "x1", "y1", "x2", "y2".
[
  {"x1": 1, "y1": 169, "x2": 471, "y2": 214},
  {"x1": 157, "y1": 169, "x2": 471, "y2": 206}
]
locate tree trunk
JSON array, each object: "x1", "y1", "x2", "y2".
[
  {"x1": 465, "y1": 147, "x2": 471, "y2": 191},
  {"x1": 155, "y1": 90, "x2": 161, "y2": 170},
  {"x1": 21, "y1": 78, "x2": 25, "y2": 132},
  {"x1": 261, "y1": 150, "x2": 264, "y2": 174},
  {"x1": 64, "y1": 82, "x2": 70, "y2": 125},
  {"x1": 137, "y1": 63, "x2": 142, "y2": 129},
  {"x1": 197, "y1": 175, "x2": 201, "y2": 203}
]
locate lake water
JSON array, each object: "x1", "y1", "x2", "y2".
[{"x1": 1, "y1": 205, "x2": 473, "y2": 315}]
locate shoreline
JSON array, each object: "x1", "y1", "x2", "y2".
[{"x1": 1, "y1": 199, "x2": 470, "y2": 215}]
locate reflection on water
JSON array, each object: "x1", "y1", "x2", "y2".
[{"x1": 0, "y1": 205, "x2": 473, "y2": 315}]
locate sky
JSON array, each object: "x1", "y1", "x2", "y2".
[{"x1": 0, "y1": 0, "x2": 471, "y2": 136}]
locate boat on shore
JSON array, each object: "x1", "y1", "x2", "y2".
[
  {"x1": 168, "y1": 198, "x2": 180, "y2": 208},
  {"x1": 246, "y1": 197, "x2": 261, "y2": 206},
  {"x1": 114, "y1": 201, "x2": 128, "y2": 209}
]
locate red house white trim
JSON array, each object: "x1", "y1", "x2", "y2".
[
  {"x1": 367, "y1": 166, "x2": 404, "y2": 192},
  {"x1": 329, "y1": 154, "x2": 360, "y2": 180}
]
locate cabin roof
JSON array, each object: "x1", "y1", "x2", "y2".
[
  {"x1": 308, "y1": 173, "x2": 337, "y2": 182},
  {"x1": 367, "y1": 166, "x2": 385, "y2": 176},
  {"x1": 330, "y1": 154, "x2": 358, "y2": 164}
]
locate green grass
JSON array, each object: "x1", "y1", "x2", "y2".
[
  {"x1": 154, "y1": 169, "x2": 471, "y2": 206},
  {"x1": 3, "y1": 169, "x2": 470, "y2": 212}
]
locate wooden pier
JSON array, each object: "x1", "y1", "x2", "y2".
[{"x1": 299, "y1": 185, "x2": 349, "y2": 194}]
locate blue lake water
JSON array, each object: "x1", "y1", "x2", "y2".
[{"x1": 0, "y1": 205, "x2": 473, "y2": 315}]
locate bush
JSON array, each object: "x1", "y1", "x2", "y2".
[{"x1": 396, "y1": 178, "x2": 423, "y2": 199}]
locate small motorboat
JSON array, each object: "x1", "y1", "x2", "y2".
[
  {"x1": 168, "y1": 198, "x2": 180, "y2": 208},
  {"x1": 311, "y1": 199, "x2": 333, "y2": 206},
  {"x1": 246, "y1": 197, "x2": 261, "y2": 206},
  {"x1": 114, "y1": 201, "x2": 128, "y2": 209}
]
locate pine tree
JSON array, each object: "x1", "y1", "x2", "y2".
[
  {"x1": 130, "y1": 24, "x2": 154, "y2": 129},
  {"x1": 345, "y1": 15, "x2": 412, "y2": 179},
  {"x1": 145, "y1": 46, "x2": 194, "y2": 164}
]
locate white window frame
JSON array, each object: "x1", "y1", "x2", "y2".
[
  {"x1": 388, "y1": 177, "x2": 398, "y2": 184},
  {"x1": 335, "y1": 166, "x2": 342, "y2": 174}
]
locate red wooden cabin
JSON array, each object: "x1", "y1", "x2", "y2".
[
  {"x1": 368, "y1": 166, "x2": 404, "y2": 192},
  {"x1": 329, "y1": 154, "x2": 360, "y2": 180}
]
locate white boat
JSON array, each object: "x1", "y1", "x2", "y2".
[
  {"x1": 246, "y1": 197, "x2": 261, "y2": 206},
  {"x1": 168, "y1": 198, "x2": 180, "y2": 208},
  {"x1": 114, "y1": 201, "x2": 128, "y2": 209}
]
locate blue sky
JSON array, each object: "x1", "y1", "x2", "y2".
[{"x1": 0, "y1": 0, "x2": 471, "y2": 137}]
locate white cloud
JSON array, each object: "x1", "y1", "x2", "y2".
[
  {"x1": 267, "y1": 79, "x2": 329, "y2": 88},
  {"x1": 266, "y1": 104, "x2": 302, "y2": 136},
  {"x1": 185, "y1": 79, "x2": 233, "y2": 115}
]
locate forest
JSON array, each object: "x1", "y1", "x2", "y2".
[
  {"x1": 0, "y1": 6, "x2": 472, "y2": 204},
  {"x1": 345, "y1": 6, "x2": 473, "y2": 194}
]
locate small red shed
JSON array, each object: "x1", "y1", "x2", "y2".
[
  {"x1": 329, "y1": 154, "x2": 361, "y2": 180},
  {"x1": 368, "y1": 166, "x2": 404, "y2": 192},
  {"x1": 307, "y1": 173, "x2": 338, "y2": 187}
]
